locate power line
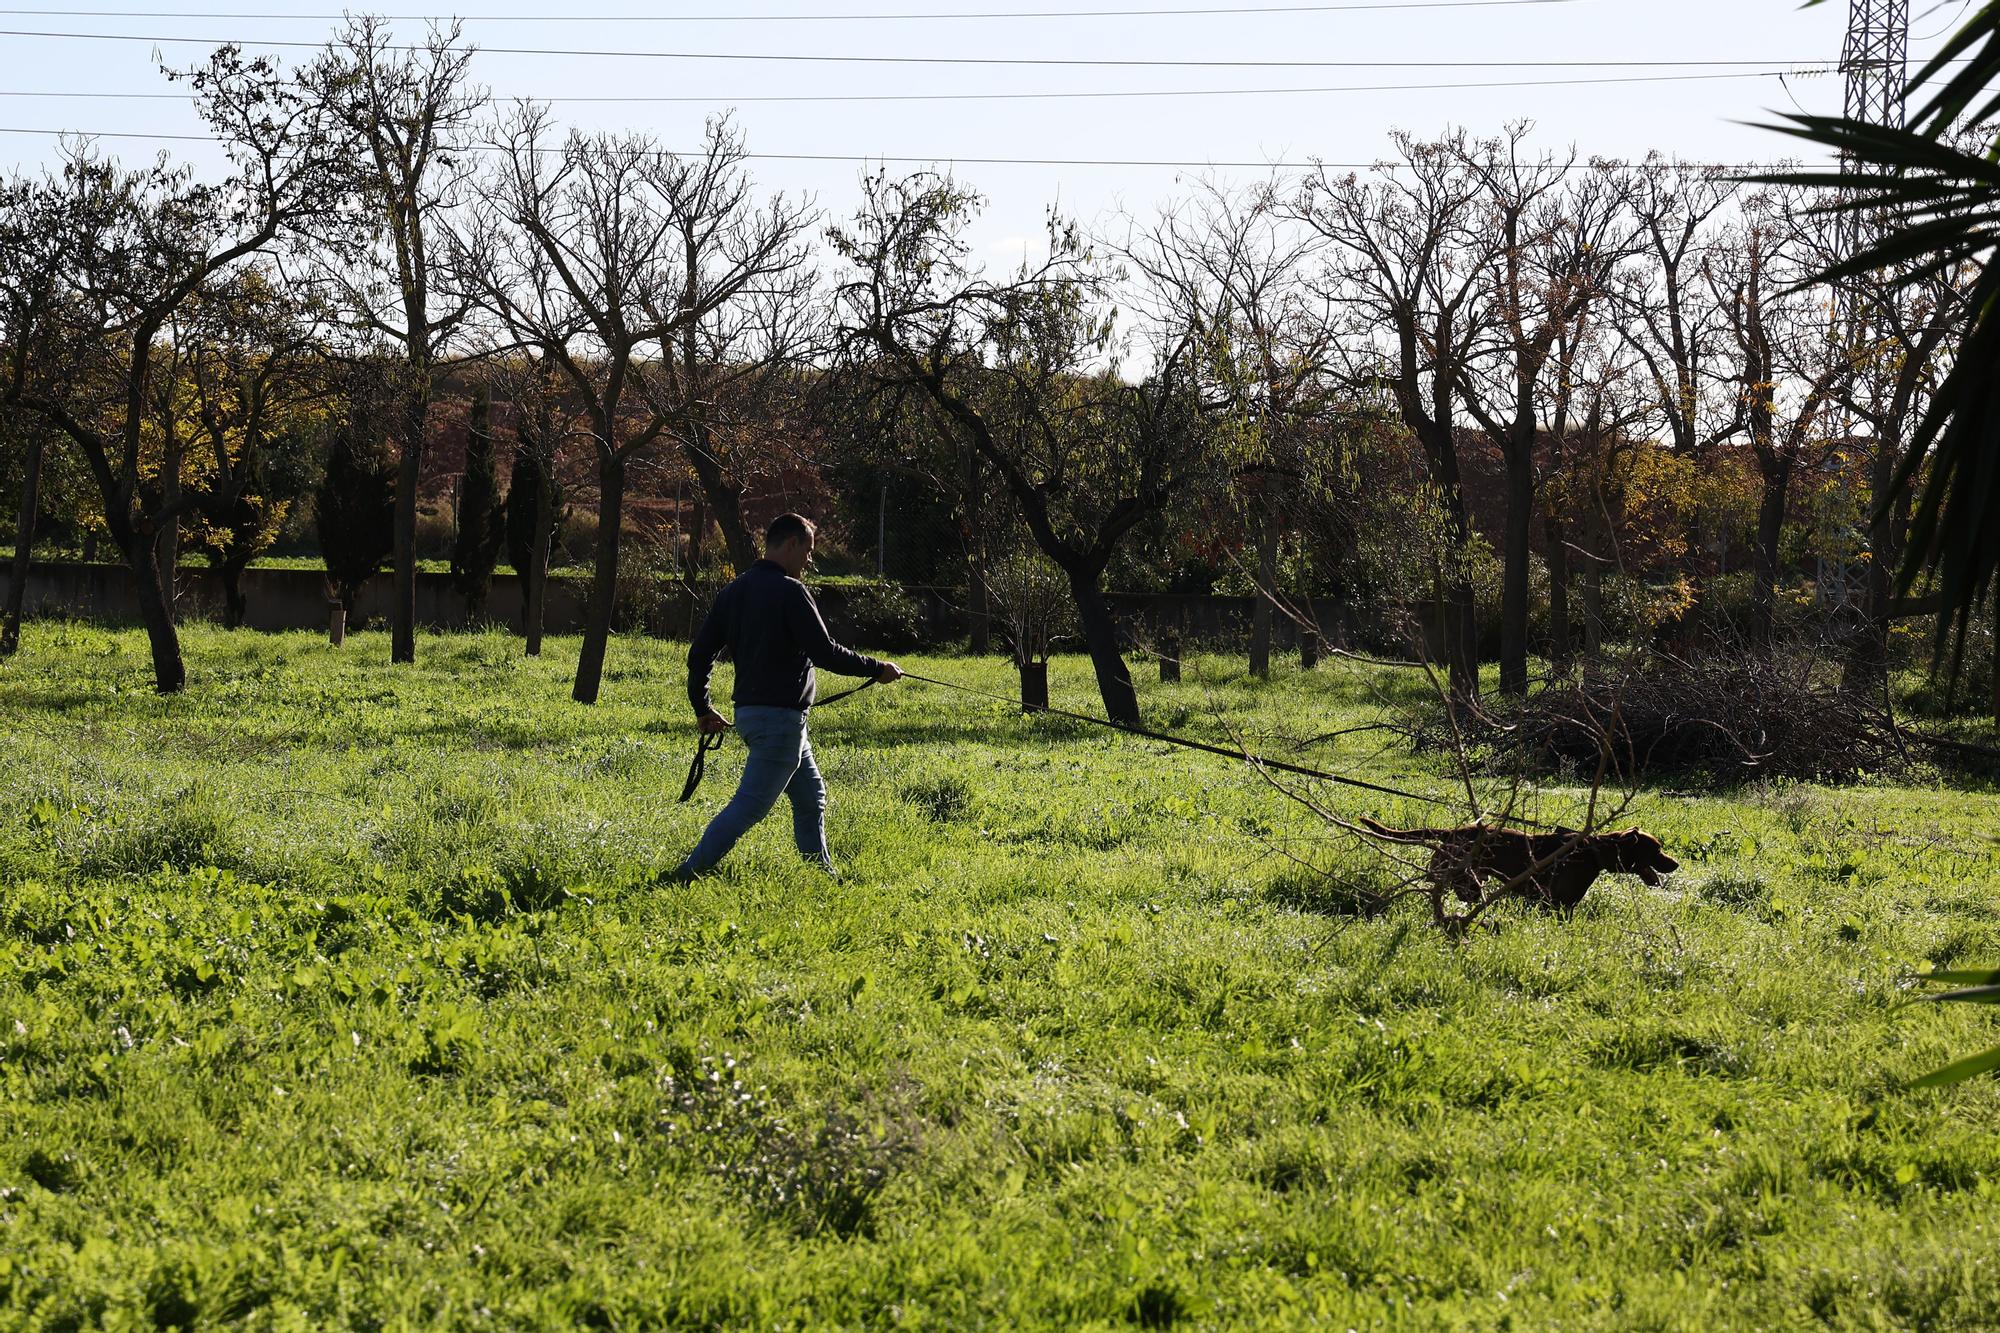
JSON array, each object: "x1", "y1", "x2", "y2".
[
  {"x1": 0, "y1": 69, "x2": 1806, "y2": 104},
  {"x1": 0, "y1": 0, "x2": 1586, "y2": 18},
  {"x1": 0, "y1": 124, "x2": 1818, "y2": 170},
  {"x1": 0, "y1": 28, "x2": 1874, "y2": 67}
]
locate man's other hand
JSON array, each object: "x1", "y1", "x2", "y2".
[
  {"x1": 697, "y1": 709, "x2": 731, "y2": 734},
  {"x1": 875, "y1": 662, "x2": 904, "y2": 684}
]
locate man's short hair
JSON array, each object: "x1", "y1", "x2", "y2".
[{"x1": 765, "y1": 513, "x2": 816, "y2": 549}]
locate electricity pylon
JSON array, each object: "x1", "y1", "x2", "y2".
[
  {"x1": 1841, "y1": 0, "x2": 1910, "y2": 132},
  {"x1": 1836, "y1": 0, "x2": 1910, "y2": 261},
  {"x1": 1824, "y1": 0, "x2": 1911, "y2": 619}
]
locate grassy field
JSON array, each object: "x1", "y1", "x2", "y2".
[{"x1": 2, "y1": 624, "x2": 1999, "y2": 1329}]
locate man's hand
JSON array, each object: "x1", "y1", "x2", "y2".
[
  {"x1": 697, "y1": 709, "x2": 731, "y2": 735},
  {"x1": 875, "y1": 661, "x2": 904, "y2": 684}
]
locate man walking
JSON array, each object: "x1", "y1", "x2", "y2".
[{"x1": 672, "y1": 513, "x2": 901, "y2": 879}]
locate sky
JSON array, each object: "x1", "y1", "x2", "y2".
[{"x1": 0, "y1": 0, "x2": 1955, "y2": 263}]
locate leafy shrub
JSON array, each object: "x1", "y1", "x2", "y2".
[
  {"x1": 827, "y1": 581, "x2": 927, "y2": 652},
  {"x1": 986, "y1": 552, "x2": 1076, "y2": 665},
  {"x1": 613, "y1": 530, "x2": 677, "y2": 633}
]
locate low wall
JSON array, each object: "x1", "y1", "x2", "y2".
[{"x1": 5, "y1": 560, "x2": 1355, "y2": 653}]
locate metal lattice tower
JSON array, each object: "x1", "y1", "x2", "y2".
[
  {"x1": 1832, "y1": 0, "x2": 1912, "y2": 268},
  {"x1": 1835, "y1": 0, "x2": 1911, "y2": 271},
  {"x1": 1823, "y1": 0, "x2": 1911, "y2": 615},
  {"x1": 1841, "y1": 0, "x2": 1910, "y2": 131}
]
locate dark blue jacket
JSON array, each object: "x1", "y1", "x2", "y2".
[{"x1": 687, "y1": 560, "x2": 882, "y2": 713}]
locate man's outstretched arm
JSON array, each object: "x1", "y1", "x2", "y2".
[{"x1": 785, "y1": 584, "x2": 899, "y2": 681}]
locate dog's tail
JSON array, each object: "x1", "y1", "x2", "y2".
[{"x1": 1355, "y1": 815, "x2": 1446, "y2": 845}]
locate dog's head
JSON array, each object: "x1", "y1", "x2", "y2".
[{"x1": 1607, "y1": 829, "x2": 1680, "y2": 885}]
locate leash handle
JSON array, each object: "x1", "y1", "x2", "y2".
[
  {"x1": 678, "y1": 674, "x2": 876, "y2": 805},
  {"x1": 678, "y1": 729, "x2": 727, "y2": 804}
]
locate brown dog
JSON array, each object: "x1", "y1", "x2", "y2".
[{"x1": 1357, "y1": 817, "x2": 1680, "y2": 910}]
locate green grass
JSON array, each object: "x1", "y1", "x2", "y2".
[{"x1": 2, "y1": 624, "x2": 1999, "y2": 1329}]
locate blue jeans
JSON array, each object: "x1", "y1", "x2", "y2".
[{"x1": 678, "y1": 705, "x2": 832, "y2": 875}]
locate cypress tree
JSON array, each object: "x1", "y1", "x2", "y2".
[
  {"x1": 315, "y1": 414, "x2": 397, "y2": 627},
  {"x1": 449, "y1": 390, "x2": 506, "y2": 620},
  {"x1": 504, "y1": 444, "x2": 564, "y2": 580}
]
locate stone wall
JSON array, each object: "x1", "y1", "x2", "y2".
[{"x1": 6, "y1": 560, "x2": 1355, "y2": 653}]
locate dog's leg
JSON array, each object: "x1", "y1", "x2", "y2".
[{"x1": 1454, "y1": 867, "x2": 1487, "y2": 906}]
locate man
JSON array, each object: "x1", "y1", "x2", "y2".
[{"x1": 672, "y1": 513, "x2": 901, "y2": 879}]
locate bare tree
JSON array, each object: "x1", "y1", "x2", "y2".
[
  {"x1": 1540, "y1": 294, "x2": 1653, "y2": 665},
  {"x1": 1119, "y1": 174, "x2": 1338, "y2": 678},
  {"x1": 464, "y1": 107, "x2": 809, "y2": 702},
  {"x1": 0, "y1": 49, "x2": 341, "y2": 692},
  {"x1": 1294, "y1": 133, "x2": 1493, "y2": 698},
  {"x1": 305, "y1": 17, "x2": 484, "y2": 665},
  {"x1": 832, "y1": 172, "x2": 1232, "y2": 726},
  {"x1": 1453, "y1": 129, "x2": 1630, "y2": 696},
  {"x1": 1614, "y1": 157, "x2": 1745, "y2": 460},
  {"x1": 1607, "y1": 157, "x2": 1747, "y2": 638},
  {"x1": 1711, "y1": 187, "x2": 1854, "y2": 650},
  {"x1": 644, "y1": 139, "x2": 819, "y2": 573}
]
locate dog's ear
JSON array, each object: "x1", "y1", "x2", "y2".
[
  {"x1": 1625, "y1": 829, "x2": 1680, "y2": 880},
  {"x1": 1618, "y1": 830, "x2": 1672, "y2": 884}
]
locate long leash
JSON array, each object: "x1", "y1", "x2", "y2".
[
  {"x1": 896, "y1": 670, "x2": 1537, "y2": 823},
  {"x1": 677, "y1": 677, "x2": 879, "y2": 803}
]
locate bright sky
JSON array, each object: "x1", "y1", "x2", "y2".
[{"x1": 0, "y1": 0, "x2": 1946, "y2": 262}]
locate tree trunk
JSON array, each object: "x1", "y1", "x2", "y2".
[
  {"x1": 1499, "y1": 450, "x2": 1532, "y2": 697},
  {"x1": 1752, "y1": 460, "x2": 1789, "y2": 651},
  {"x1": 328, "y1": 599, "x2": 346, "y2": 647},
  {"x1": 1546, "y1": 513, "x2": 1571, "y2": 673},
  {"x1": 1582, "y1": 559, "x2": 1604, "y2": 658},
  {"x1": 1066, "y1": 568, "x2": 1139, "y2": 725},
  {"x1": 391, "y1": 394, "x2": 423, "y2": 665},
  {"x1": 1160, "y1": 626, "x2": 1182, "y2": 683},
  {"x1": 1991, "y1": 583, "x2": 1998, "y2": 729},
  {"x1": 682, "y1": 442, "x2": 757, "y2": 572},
  {"x1": 125, "y1": 536, "x2": 186, "y2": 693},
  {"x1": 2, "y1": 427, "x2": 44, "y2": 657},
  {"x1": 1451, "y1": 575, "x2": 1480, "y2": 700},
  {"x1": 1019, "y1": 659, "x2": 1049, "y2": 713},
  {"x1": 969, "y1": 576, "x2": 992, "y2": 656},
  {"x1": 686, "y1": 496, "x2": 707, "y2": 578},
  {"x1": 221, "y1": 562, "x2": 248, "y2": 630},
  {"x1": 1844, "y1": 436, "x2": 1902, "y2": 693},
  {"x1": 1249, "y1": 517, "x2": 1277, "y2": 679},
  {"x1": 155, "y1": 515, "x2": 180, "y2": 627},
  {"x1": 526, "y1": 469, "x2": 555, "y2": 658},
  {"x1": 965, "y1": 448, "x2": 991, "y2": 656},
  {"x1": 573, "y1": 454, "x2": 626, "y2": 704}
]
